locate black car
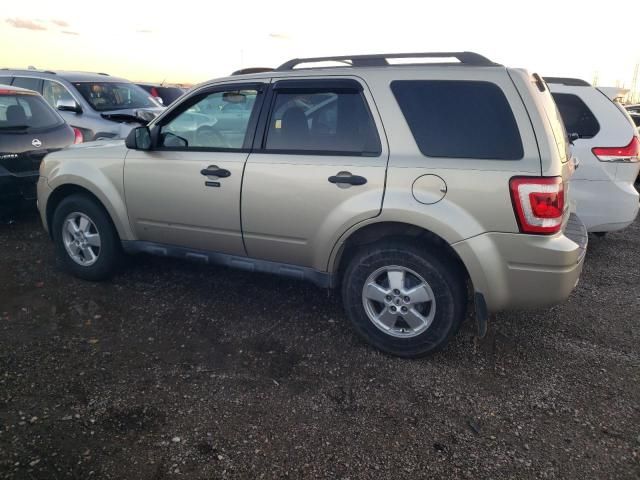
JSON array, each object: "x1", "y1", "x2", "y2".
[
  {"x1": 0, "y1": 85, "x2": 78, "y2": 209},
  {"x1": 136, "y1": 83, "x2": 186, "y2": 106}
]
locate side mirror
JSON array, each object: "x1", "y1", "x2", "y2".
[
  {"x1": 56, "y1": 98, "x2": 82, "y2": 114},
  {"x1": 154, "y1": 96, "x2": 164, "y2": 105},
  {"x1": 125, "y1": 126, "x2": 152, "y2": 150}
]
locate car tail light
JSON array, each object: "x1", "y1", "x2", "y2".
[
  {"x1": 592, "y1": 136, "x2": 639, "y2": 162},
  {"x1": 73, "y1": 128, "x2": 83, "y2": 144},
  {"x1": 510, "y1": 177, "x2": 565, "y2": 234}
]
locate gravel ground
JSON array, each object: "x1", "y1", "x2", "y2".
[{"x1": 0, "y1": 208, "x2": 639, "y2": 479}]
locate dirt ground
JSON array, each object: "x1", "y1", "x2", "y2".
[{"x1": 0, "y1": 208, "x2": 638, "y2": 479}]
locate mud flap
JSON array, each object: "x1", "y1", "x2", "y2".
[{"x1": 474, "y1": 292, "x2": 488, "y2": 339}]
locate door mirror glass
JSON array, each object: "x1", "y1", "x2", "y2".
[
  {"x1": 56, "y1": 98, "x2": 82, "y2": 113},
  {"x1": 125, "y1": 126, "x2": 152, "y2": 150}
]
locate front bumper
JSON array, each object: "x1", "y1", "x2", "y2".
[
  {"x1": 36, "y1": 176, "x2": 52, "y2": 233},
  {"x1": 452, "y1": 214, "x2": 587, "y2": 312}
]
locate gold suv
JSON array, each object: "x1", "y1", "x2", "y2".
[{"x1": 37, "y1": 52, "x2": 588, "y2": 357}]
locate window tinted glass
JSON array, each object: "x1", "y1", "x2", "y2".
[
  {"x1": 391, "y1": 80, "x2": 523, "y2": 160},
  {"x1": 159, "y1": 89, "x2": 259, "y2": 149},
  {"x1": 73, "y1": 82, "x2": 160, "y2": 111},
  {"x1": 0, "y1": 93, "x2": 63, "y2": 130},
  {"x1": 12, "y1": 77, "x2": 42, "y2": 92},
  {"x1": 631, "y1": 114, "x2": 640, "y2": 127},
  {"x1": 265, "y1": 90, "x2": 380, "y2": 155},
  {"x1": 42, "y1": 80, "x2": 75, "y2": 108},
  {"x1": 0, "y1": 77, "x2": 12, "y2": 86},
  {"x1": 551, "y1": 93, "x2": 600, "y2": 138}
]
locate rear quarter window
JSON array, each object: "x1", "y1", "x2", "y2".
[
  {"x1": 551, "y1": 93, "x2": 600, "y2": 138},
  {"x1": 391, "y1": 80, "x2": 523, "y2": 160}
]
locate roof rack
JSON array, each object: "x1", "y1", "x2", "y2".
[
  {"x1": 276, "y1": 52, "x2": 499, "y2": 71},
  {"x1": 543, "y1": 77, "x2": 591, "y2": 87},
  {"x1": 1, "y1": 68, "x2": 57, "y2": 75},
  {"x1": 231, "y1": 67, "x2": 275, "y2": 76}
]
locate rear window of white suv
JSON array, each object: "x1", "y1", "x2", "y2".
[{"x1": 391, "y1": 80, "x2": 523, "y2": 160}]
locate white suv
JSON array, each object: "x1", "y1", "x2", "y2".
[{"x1": 546, "y1": 78, "x2": 640, "y2": 233}]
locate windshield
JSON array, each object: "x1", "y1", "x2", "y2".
[
  {"x1": 0, "y1": 93, "x2": 64, "y2": 131},
  {"x1": 73, "y1": 82, "x2": 161, "y2": 112}
]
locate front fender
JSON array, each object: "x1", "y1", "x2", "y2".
[{"x1": 43, "y1": 149, "x2": 134, "y2": 241}]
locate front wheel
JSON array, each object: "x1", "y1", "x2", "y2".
[
  {"x1": 341, "y1": 241, "x2": 467, "y2": 358},
  {"x1": 52, "y1": 194, "x2": 122, "y2": 281}
]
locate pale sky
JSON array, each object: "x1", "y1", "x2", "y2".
[{"x1": 1, "y1": 0, "x2": 639, "y2": 92}]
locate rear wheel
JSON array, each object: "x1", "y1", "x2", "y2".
[
  {"x1": 52, "y1": 194, "x2": 122, "y2": 281},
  {"x1": 342, "y1": 241, "x2": 467, "y2": 358}
]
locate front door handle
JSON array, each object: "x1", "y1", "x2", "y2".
[
  {"x1": 328, "y1": 172, "x2": 367, "y2": 186},
  {"x1": 200, "y1": 165, "x2": 231, "y2": 178}
]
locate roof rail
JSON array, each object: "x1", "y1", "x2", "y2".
[
  {"x1": 97, "y1": 72, "x2": 110, "y2": 76},
  {"x1": 276, "y1": 52, "x2": 499, "y2": 71},
  {"x1": 543, "y1": 77, "x2": 591, "y2": 87},
  {"x1": 0, "y1": 68, "x2": 57, "y2": 75},
  {"x1": 231, "y1": 67, "x2": 275, "y2": 76}
]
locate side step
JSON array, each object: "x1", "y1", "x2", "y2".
[{"x1": 121, "y1": 240, "x2": 332, "y2": 288}]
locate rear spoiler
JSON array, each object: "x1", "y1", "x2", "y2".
[{"x1": 597, "y1": 87, "x2": 629, "y2": 102}]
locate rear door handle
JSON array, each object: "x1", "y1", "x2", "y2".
[
  {"x1": 200, "y1": 165, "x2": 231, "y2": 178},
  {"x1": 328, "y1": 172, "x2": 367, "y2": 186}
]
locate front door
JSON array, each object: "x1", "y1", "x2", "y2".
[
  {"x1": 125, "y1": 83, "x2": 265, "y2": 255},
  {"x1": 241, "y1": 78, "x2": 388, "y2": 270}
]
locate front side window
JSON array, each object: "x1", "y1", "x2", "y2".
[
  {"x1": 73, "y1": 82, "x2": 160, "y2": 111},
  {"x1": 159, "y1": 89, "x2": 259, "y2": 150},
  {"x1": 264, "y1": 88, "x2": 380, "y2": 155},
  {"x1": 391, "y1": 80, "x2": 524, "y2": 160},
  {"x1": 42, "y1": 80, "x2": 75, "y2": 108},
  {"x1": 551, "y1": 93, "x2": 600, "y2": 138},
  {"x1": 0, "y1": 93, "x2": 63, "y2": 131}
]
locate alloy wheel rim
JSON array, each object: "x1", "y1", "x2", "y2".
[
  {"x1": 61, "y1": 212, "x2": 101, "y2": 266},
  {"x1": 362, "y1": 265, "x2": 436, "y2": 338}
]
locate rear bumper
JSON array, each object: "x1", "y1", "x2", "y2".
[
  {"x1": 572, "y1": 178, "x2": 639, "y2": 232},
  {"x1": 452, "y1": 214, "x2": 587, "y2": 312},
  {"x1": 0, "y1": 168, "x2": 39, "y2": 203}
]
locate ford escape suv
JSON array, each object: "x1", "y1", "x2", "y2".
[{"x1": 37, "y1": 52, "x2": 588, "y2": 357}]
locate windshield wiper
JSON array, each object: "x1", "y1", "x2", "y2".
[{"x1": 0, "y1": 125, "x2": 30, "y2": 130}]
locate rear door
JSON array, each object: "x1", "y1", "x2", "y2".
[{"x1": 241, "y1": 77, "x2": 388, "y2": 270}]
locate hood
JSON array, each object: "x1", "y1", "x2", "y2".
[
  {"x1": 100, "y1": 107, "x2": 165, "y2": 125},
  {"x1": 40, "y1": 139, "x2": 128, "y2": 179}
]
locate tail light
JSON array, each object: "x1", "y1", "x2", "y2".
[
  {"x1": 592, "y1": 137, "x2": 639, "y2": 162},
  {"x1": 72, "y1": 127, "x2": 83, "y2": 144},
  {"x1": 510, "y1": 177, "x2": 565, "y2": 234}
]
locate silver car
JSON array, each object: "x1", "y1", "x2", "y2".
[{"x1": 0, "y1": 69, "x2": 164, "y2": 142}]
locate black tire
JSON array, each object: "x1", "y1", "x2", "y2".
[
  {"x1": 52, "y1": 194, "x2": 122, "y2": 281},
  {"x1": 341, "y1": 240, "x2": 467, "y2": 358}
]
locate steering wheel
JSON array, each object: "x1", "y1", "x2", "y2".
[{"x1": 195, "y1": 125, "x2": 230, "y2": 148}]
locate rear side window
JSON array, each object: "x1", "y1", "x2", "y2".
[
  {"x1": 264, "y1": 85, "x2": 381, "y2": 156},
  {"x1": 0, "y1": 76, "x2": 12, "y2": 86},
  {"x1": 0, "y1": 93, "x2": 63, "y2": 130},
  {"x1": 11, "y1": 77, "x2": 42, "y2": 92},
  {"x1": 391, "y1": 80, "x2": 523, "y2": 160},
  {"x1": 551, "y1": 93, "x2": 600, "y2": 138}
]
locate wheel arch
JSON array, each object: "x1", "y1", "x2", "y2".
[
  {"x1": 45, "y1": 184, "x2": 126, "y2": 241},
  {"x1": 331, "y1": 221, "x2": 470, "y2": 288}
]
